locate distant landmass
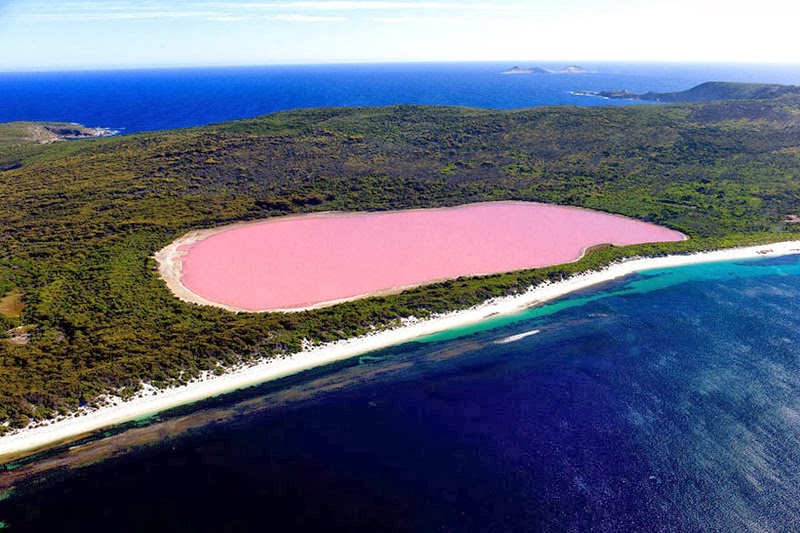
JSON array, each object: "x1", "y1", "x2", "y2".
[
  {"x1": 573, "y1": 81, "x2": 800, "y2": 102},
  {"x1": 502, "y1": 65, "x2": 588, "y2": 75},
  {"x1": 0, "y1": 122, "x2": 117, "y2": 146}
]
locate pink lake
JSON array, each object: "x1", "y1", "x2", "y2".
[{"x1": 179, "y1": 202, "x2": 685, "y2": 311}]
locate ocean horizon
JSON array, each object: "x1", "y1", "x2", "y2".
[{"x1": 2, "y1": 61, "x2": 800, "y2": 134}]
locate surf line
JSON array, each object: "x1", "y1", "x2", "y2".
[{"x1": 494, "y1": 329, "x2": 541, "y2": 344}]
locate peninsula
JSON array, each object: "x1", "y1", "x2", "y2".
[
  {"x1": 573, "y1": 81, "x2": 800, "y2": 102},
  {"x1": 0, "y1": 121, "x2": 117, "y2": 146}
]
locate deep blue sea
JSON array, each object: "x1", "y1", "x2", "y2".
[
  {"x1": 1, "y1": 62, "x2": 800, "y2": 133},
  {"x1": 2, "y1": 63, "x2": 800, "y2": 531}
]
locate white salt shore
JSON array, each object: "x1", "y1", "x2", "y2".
[{"x1": 1, "y1": 240, "x2": 799, "y2": 458}]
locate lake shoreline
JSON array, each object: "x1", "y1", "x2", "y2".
[{"x1": 154, "y1": 201, "x2": 685, "y2": 312}]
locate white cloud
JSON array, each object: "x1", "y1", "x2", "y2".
[
  {"x1": 206, "y1": 15, "x2": 248, "y2": 21},
  {"x1": 269, "y1": 13, "x2": 348, "y2": 21},
  {"x1": 13, "y1": 0, "x2": 525, "y2": 24},
  {"x1": 17, "y1": 1, "x2": 494, "y2": 22},
  {"x1": 28, "y1": 11, "x2": 227, "y2": 21},
  {"x1": 372, "y1": 14, "x2": 480, "y2": 23},
  {"x1": 213, "y1": 1, "x2": 498, "y2": 10}
]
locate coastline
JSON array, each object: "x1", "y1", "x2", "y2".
[{"x1": 2, "y1": 240, "x2": 799, "y2": 460}]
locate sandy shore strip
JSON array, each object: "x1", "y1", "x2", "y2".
[{"x1": 2, "y1": 240, "x2": 800, "y2": 459}]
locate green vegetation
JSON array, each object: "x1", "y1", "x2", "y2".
[{"x1": 1, "y1": 93, "x2": 800, "y2": 430}]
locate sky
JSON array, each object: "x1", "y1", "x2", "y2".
[{"x1": 1, "y1": 0, "x2": 799, "y2": 70}]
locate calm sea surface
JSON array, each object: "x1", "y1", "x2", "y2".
[
  {"x1": 1, "y1": 63, "x2": 800, "y2": 531},
  {"x1": 2, "y1": 255, "x2": 800, "y2": 531},
  {"x1": 1, "y1": 62, "x2": 800, "y2": 133}
]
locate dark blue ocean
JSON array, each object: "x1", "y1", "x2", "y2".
[
  {"x1": 2, "y1": 62, "x2": 800, "y2": 133},
  {"x1": 2, "y1": 255, "x2": 800, "y2": 531}
]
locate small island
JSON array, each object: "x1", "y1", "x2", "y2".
[
  {"x1": 559, "y1": 65, "x2": 588, "y2": 73},
  {"x1": 502, "y1": 65, "x2": 588, "y2": 74}
]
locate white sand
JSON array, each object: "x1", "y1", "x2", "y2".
[{"x1": 2, "y1": 240, "x2": 799, "y2": 458}]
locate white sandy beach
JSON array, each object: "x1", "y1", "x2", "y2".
[{"x1": 2, "y1": 240, "x2": 799, "y2": 459}]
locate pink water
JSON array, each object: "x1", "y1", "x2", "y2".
[{"x1": 179, "y1": 202, "x2": 685, "y2": 311}]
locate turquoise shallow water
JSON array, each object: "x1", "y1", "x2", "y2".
[
  {"x1": 3, "y1": 253, "x2": 800, "y2": 531},
  {"x1": 423, "y1": 254, "x2": 800, "y2": 342}
]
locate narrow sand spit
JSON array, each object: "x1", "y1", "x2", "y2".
[
  {"x1": 2, "y1": 240, "x2": 799, "y2": 459},
  {"x1": 155, "y1": 202, "x2": 686, "y2": 312}
]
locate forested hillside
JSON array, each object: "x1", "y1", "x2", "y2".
[
  {"x1": 598, "y1": 81, "x2": 800, "y2": 102},
  {"x1": 1, "y1": 95, "x2": 800, "y2": 429}
]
